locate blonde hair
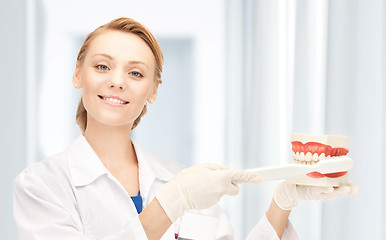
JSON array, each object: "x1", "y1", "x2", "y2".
[{"x1": 75, "y1": 17, "x2": 164, "y2": 132}]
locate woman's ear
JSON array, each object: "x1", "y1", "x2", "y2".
[
  {"x1": 72, "y1": 65, "x2": 82, "y2": 88},
  {"x1": 147, "y1": 83, "x2": 159, "y2": 103}
]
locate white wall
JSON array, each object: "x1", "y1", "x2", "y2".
[
  {"x1": 0, "y1": 1, "x2": 27, "y2": 239},
  {"x1": 323, "y1": 0, "x2": 384, "y2": 239}
]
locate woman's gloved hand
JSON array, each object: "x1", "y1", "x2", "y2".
[
  {"x1": 155, "y1": 163, "x2": 262, "y2": 222},
  {"x1": 274, "y1": 180, "x2": 359, "y2": 210}
]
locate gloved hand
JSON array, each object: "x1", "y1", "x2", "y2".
[
  {"x1": 274, "y1": 180, "x2": 359, "y2": 210},
  {"x1": 155, "y1": 163, "x2": 262, "y2": 222}
]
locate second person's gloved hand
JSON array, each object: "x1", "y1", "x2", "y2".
[
  {"x1": 155, "y1": 163, "x2": 262, "y2": 222},
  {"x1": 274, "y1": 180, "x2": 359, "y2": 210}
]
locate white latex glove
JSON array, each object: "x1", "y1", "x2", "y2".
[
  {"x1": 155, "y1": 163, "x2": 262, "y2": 222},
  {"x1": 274, "y1": 180, "x2": 359, "y2": 210}
]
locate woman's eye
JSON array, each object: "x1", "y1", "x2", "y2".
[
  {"x1": 96, "y1": 65, "x2": 109, "y2": 71},
  {"x1": 130, "y1": 71, "x2": 143, "y2": 78}
]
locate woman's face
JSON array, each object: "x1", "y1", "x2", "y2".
[{"x1": 73, "y1": 30, "x2": 158, "y2": 129}]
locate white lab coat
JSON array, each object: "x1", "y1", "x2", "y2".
[{"x1": 13, "y1": 135, "x2": 298, "y2": 239}]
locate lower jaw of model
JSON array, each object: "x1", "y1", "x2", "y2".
[{"x1": 287, "y1": 133, "x2": 350, "y2": 187}]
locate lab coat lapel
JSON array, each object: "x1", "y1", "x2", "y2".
[{"x1": 131, "y1": 139, "x2": 175, "y2": 206}]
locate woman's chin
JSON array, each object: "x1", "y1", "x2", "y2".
[{"x1": 88, "y1": 116, "x2": 133, "y2": 129}]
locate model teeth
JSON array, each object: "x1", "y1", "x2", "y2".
[
  {"x1": 305, "y1": 152, "x2": 312, "y2": 162},
  {"x1": 293, "y1": 152, "x2": 334, "y2": 165},
  {"x1": 312, "y1": 153, "x2": 318, "y2": 161},
  {"x1": 103, "y1": 97, "x2": 126, "y2": 104}
]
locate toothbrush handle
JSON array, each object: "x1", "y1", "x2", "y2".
[{"x1": 247, "y1": 164, "x2": 309, "y2": 181}]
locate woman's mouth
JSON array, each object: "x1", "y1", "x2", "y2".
[{"x1": 98, "y1": 95, "x2": 129, "y2": 105}]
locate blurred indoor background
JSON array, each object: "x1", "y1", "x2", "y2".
[{"x1": 1, "y1": 0, "x2": 385, "y2": 239}]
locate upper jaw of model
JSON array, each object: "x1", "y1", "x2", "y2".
[{"x1": 291, "y1": 133, "x2": 349, "y2": 165}]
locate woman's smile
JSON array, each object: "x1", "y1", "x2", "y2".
[{"x1": 98, "y1": 95, "x2": 129, "y2": 107}]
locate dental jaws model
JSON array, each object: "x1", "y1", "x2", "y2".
[{"x1": 288, "y1": 133, "x2": 351, "y2": 187}]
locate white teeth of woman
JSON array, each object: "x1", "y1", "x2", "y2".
[{"x1": 104, "y1": 97, "x2": 125, "y2": 104}]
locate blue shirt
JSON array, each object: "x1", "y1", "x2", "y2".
[{"x1": 131, "y1": 191, "x2": 143, "y2": 214}]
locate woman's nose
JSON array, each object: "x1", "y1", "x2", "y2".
[{"x1": 109, "y1": 72, "x2": 126, "y2": 90}]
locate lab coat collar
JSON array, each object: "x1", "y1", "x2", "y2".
[
  {"x1": 66, "y1": 135, "x2": 174, "y2": 188},
  {"x1": 66, "y1": 135, "x2": 108, "y2": 187}
]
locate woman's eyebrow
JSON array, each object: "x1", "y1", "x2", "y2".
[
  {"x1": 91, "y1": 54, "x2": 149, "y2": 70},
  {"x1": 128, "y1": 61, "x2": 149, "y2": 70},
  {"x1": 92, "y1": 53, "x2": 113, "y2": 59}
]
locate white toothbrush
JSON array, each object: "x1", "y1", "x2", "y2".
[{"x1": 246, "y1": 156, "x2": 354, "y2": 182}]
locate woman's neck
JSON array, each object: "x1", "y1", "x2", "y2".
[{"x1": 83, "y1": 117, "x2": 137, "y2": 170}]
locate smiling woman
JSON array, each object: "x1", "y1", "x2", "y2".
[
  {"x1": 73, "y1": 30, "x2": 158, "y2": 132},
  {"x1": 73, "y1": 19, "x2": 163, "y2": 132}
]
